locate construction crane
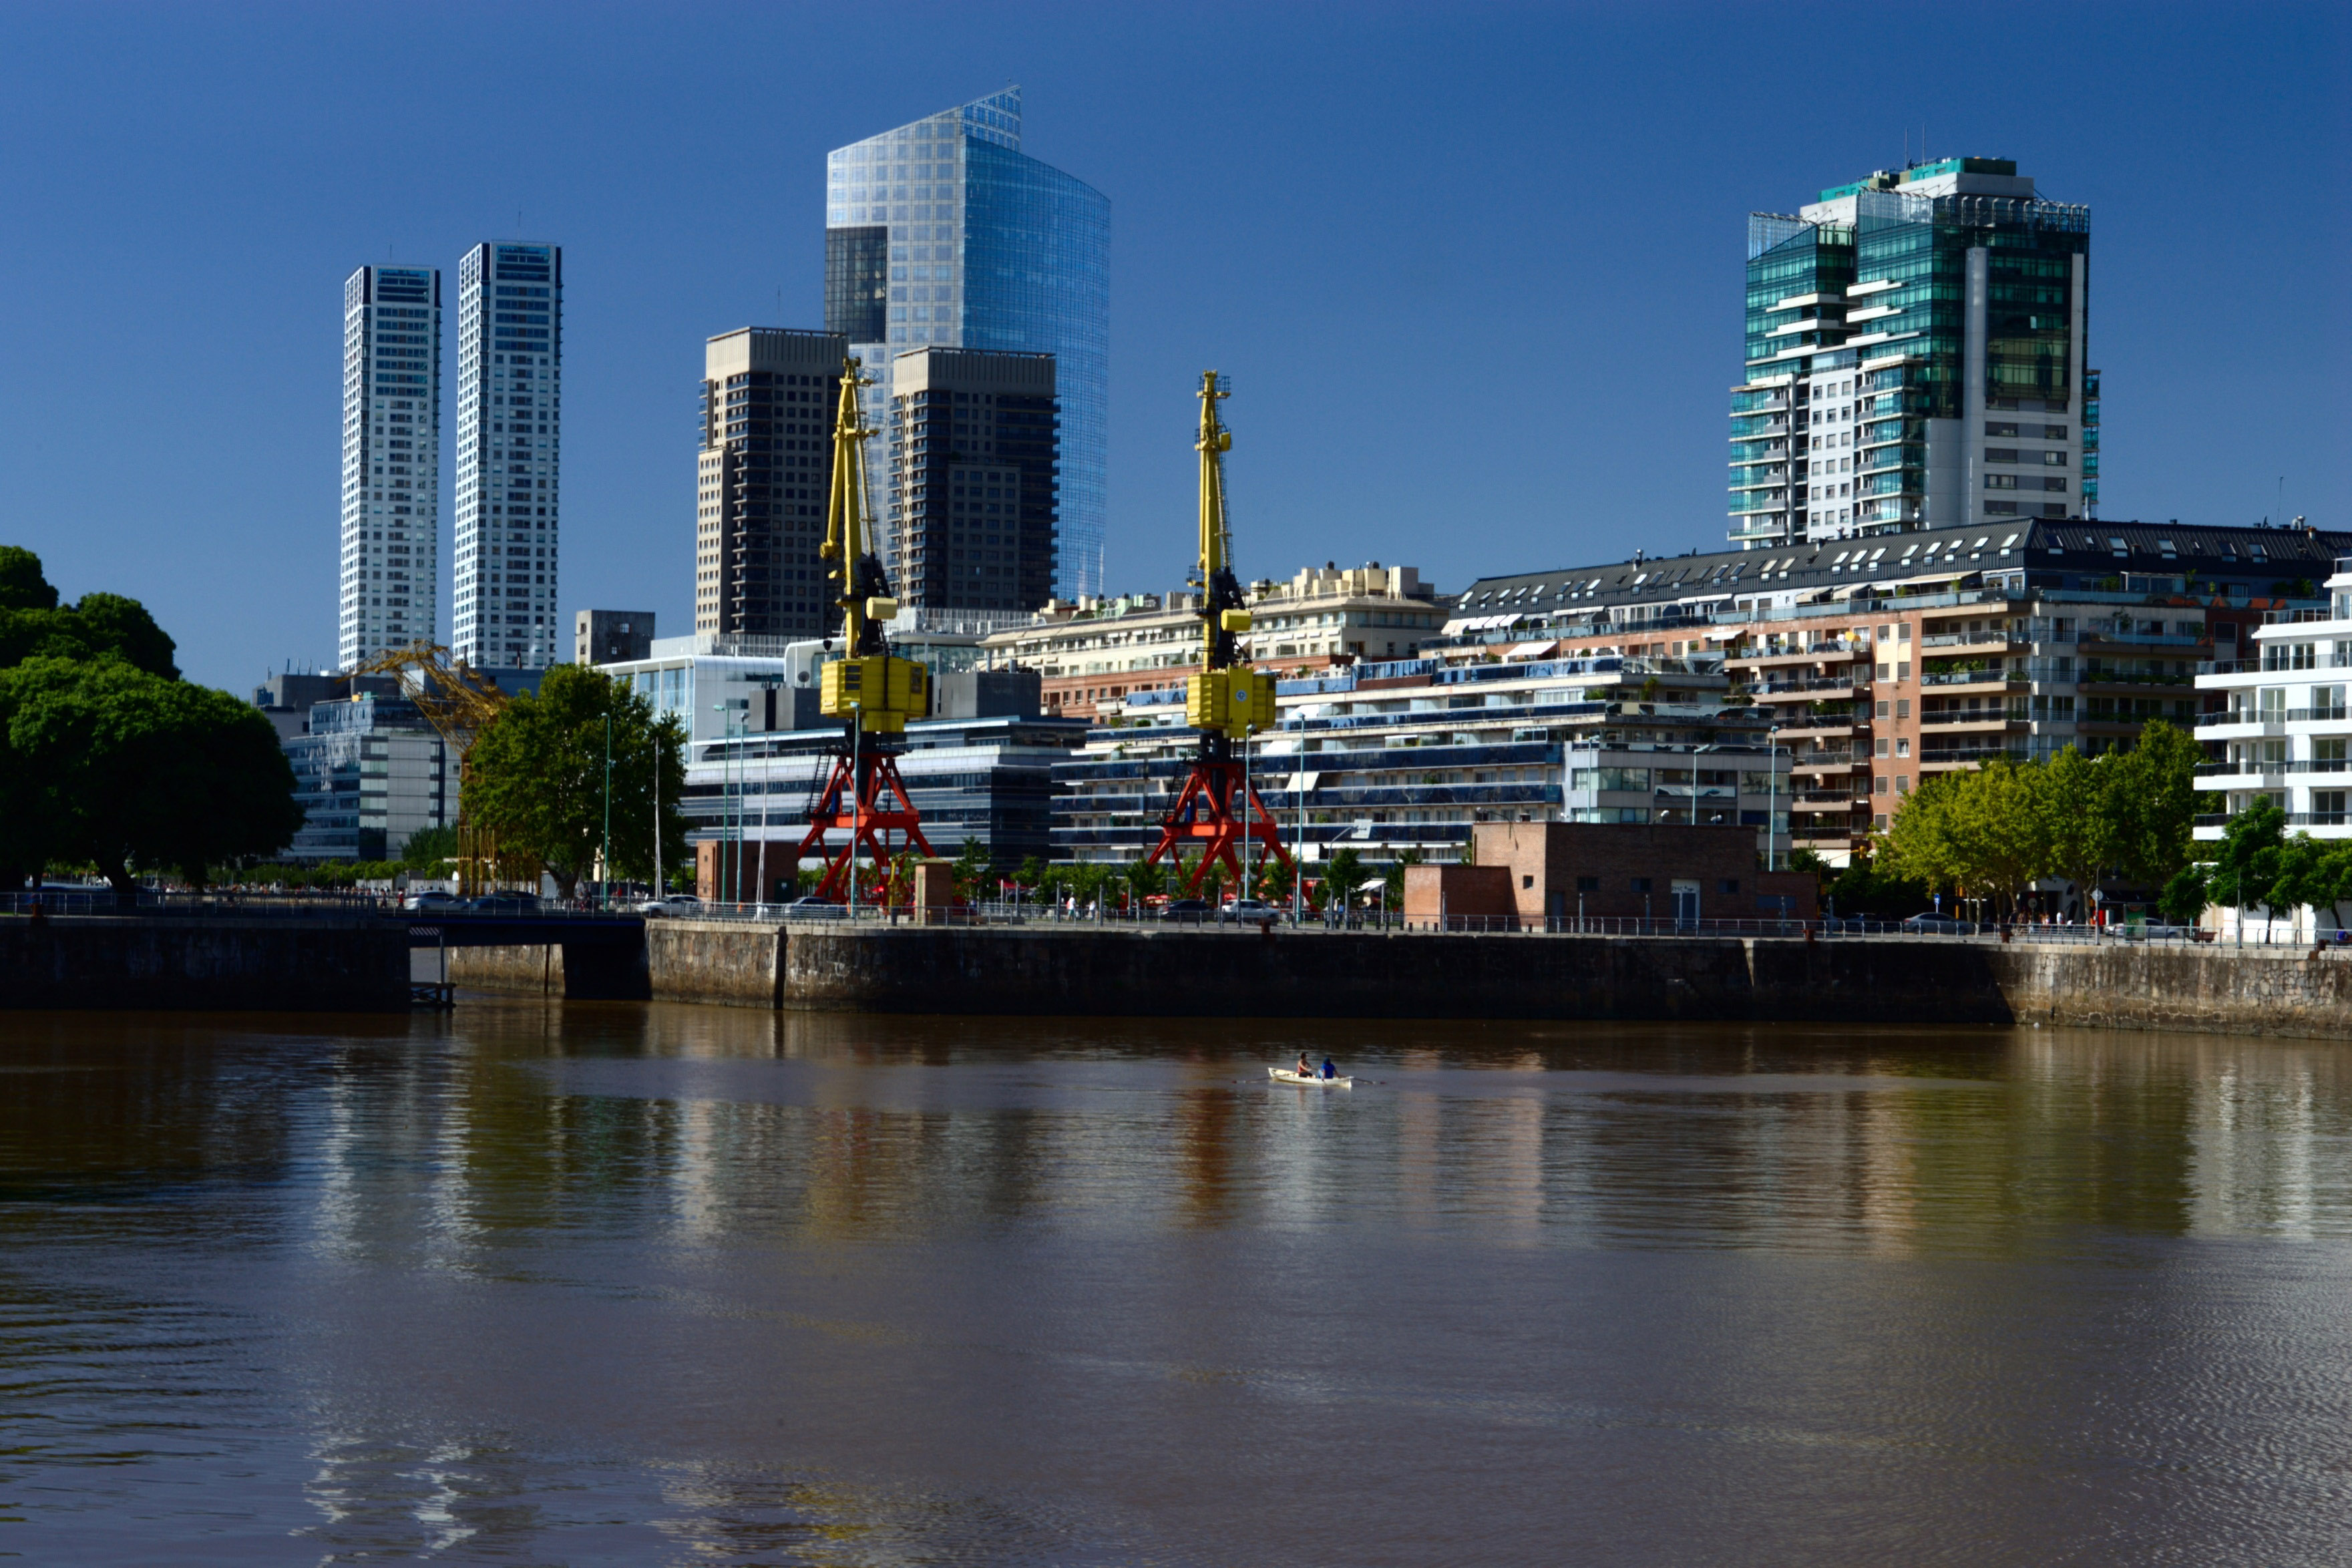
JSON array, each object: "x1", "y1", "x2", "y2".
[
  {"x1": 795, "y1": 356, "x2": 935, "y2": 904},
  {"x1": 353, "y1": 640, "x2": 515, "y2": 896},
  {"x1": 1143, "y1": 371, "x2": 1290, "y2": 895}
]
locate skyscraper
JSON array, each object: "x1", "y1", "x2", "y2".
[
  {"x1": 1728, "y1": 158, "x2": 2096, "y2": 550},
  {"x1": 453, "y1": 242, "x2": 562, "y2": 669},
  {"x1": 338, "y1": 264, "x2": 439, "y2": 672},
  {"x1": 824, "y1": 87, "x2": 1108, "y2": 600},
  {"x1": 695, "y1": 327, "x2": 845, "y2": 639},
  {"x1": 887, "y1": 347, "x2": 1058, "y2": 612}
]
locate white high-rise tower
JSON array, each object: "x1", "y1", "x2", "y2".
[
  {"x1": 452, "y1": 242, "x2": 562, "y2": 670},
  {"x1": 339, "y1": 265, "x2": 440, "y2": 671}
]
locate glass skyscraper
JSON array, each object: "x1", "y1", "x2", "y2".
[
  {"x1": 825, "y1": 87, "x2": 1109, "y2": 600},
  {"x1": 1728, "y1": 158, "x2": 2096, "y2": 550},
  {"x1": 338, "y1": 264, "x2": 439, "y2": 672}
]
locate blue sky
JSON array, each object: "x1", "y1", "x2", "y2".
[{"x1": 1, "y1": 2, "x2": 2345, "y2": 691}]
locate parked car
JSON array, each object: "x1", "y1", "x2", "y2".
[
  {"x1": 1218, "y1": 898, "x2": 1283, "y2": 926},
  {"x1": 464, "y1": 893, "x2": 542, "y2": 916},
  {"x1": 1157, "y1": 898, "x2": 1211, "y2": 924},
  {"x1": 782, "y1": 895, "x2": 846, "y2": 919},
  {"x1": 401, "y1": 890, "x2": 462, "y2": 912},
  {"x1": 1899, "y1": 912, "x2": 1973, "y2": 935},
  {"x1": 638, "y1": 894, "x2": 702, "y2": 917}
]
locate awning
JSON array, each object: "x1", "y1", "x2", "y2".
[{"x1": 1507, "y1": 639, "x2": 1561, "y2": 658}]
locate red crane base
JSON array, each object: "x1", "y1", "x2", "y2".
[
  {"x1": 1144, "y1": 759, "x2": 1292, "y2": 896},
  {"x1": 797, "y1": 745, "x2": 936, "y2": 906}
]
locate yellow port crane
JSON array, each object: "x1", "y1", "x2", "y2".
[
  {"x1": 353, "y1": 640, "x2": 518, "y2": 896},
  {"x1": 794, "y1": 356, "x2": 935, "y2": 904},
  {"x1": 1143, "y1": 371, "x2": 1289, "y2": 894}
]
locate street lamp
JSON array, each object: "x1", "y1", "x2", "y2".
[
  {"x1": 1766, "y1": 723, "x2": 1781, "y2": 873},
  {"x1": 600, "y1": 711, "x2": 613, "y2": 910},
  {"x1": 847, "y1": 699, "x2": 863, "y2": 917}
]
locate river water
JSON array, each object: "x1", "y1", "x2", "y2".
[{"x1": 2, "y1": 1002, "x2": 2348, "y2": 1566}]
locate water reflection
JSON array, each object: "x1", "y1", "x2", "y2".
[{"x1": 2, "y1": 1005, "x2": 2349, "y2": 1565}]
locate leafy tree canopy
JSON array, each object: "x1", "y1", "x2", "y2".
[
  {"x1": 0, "y1": 551, "x2": 178, "y2": 678},
  {"x1": 0, "y1": 654, "x2": 303, "y2": 894},
  {"x1": 462, "y1": 663, "x2": 688, "y2": 899}
]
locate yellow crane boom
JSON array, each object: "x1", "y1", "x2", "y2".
[{"x1": 816, "y1": 355, "x2": 928, "y2": 733}]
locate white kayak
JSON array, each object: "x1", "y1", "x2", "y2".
[{"x1": 1269, "y1": 1068, "x2": 1352, "y2": 1088}]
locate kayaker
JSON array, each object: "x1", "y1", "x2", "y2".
[{"x1": 1320, "y1": 1057, "x2": 1338, "y2": 1080}]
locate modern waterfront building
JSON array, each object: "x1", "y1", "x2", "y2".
[
  {"x1": 453, "y1": 242, "x2": 562, "y2": 670},
  {"x1": 695, "y1": 329, "x2": 846, "y2": 640},
  {"x1": 576, "y1": 610, "x2": 655, "y2": 667},
  {"x1": 824, "y1": 87, "x2": 1109, "y2": 597},
  {"x1": 278, "y1": 681, "x2": 450, "y2": 863},
  {"x1": 979, "y1": 563, "x2": 1444, "y2": 723},
  {"x1": 1435, "y1": 520, "x2": 2346, "y2": 865},
  {"x1": 338, "y1": 265, "x2": 439, "y2": 671},
  {"x1": 886, "y1": 347, "x2": 1058, "y2": 612},
  {"x1": 1056, "y1": 650, "x2": 1792, "y2": 870},
  {"x1": 2194, "y1": 548, "x2": 2352, "y2": 849},
  {"x1": 1729, "y1": 158, "x2": 2096, "y2": 550}
]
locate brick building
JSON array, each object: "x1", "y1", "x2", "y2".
[{"x1": 1404, "y1": 822, "x2": 1818, "y2": 927}]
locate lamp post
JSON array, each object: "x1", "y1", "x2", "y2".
[
  {"x1": 847, "y1": 700, "x2": 862, "y2": 917},
  {"x1": 1766, "y1": 723, "x2": 1782, "y2": 873},
  {"x1": 1294, "y1": 749, "x2": 1307, "y2": 926},
  {"x1": 600, "y1": 711, "x2": 612, "y2": 910}
]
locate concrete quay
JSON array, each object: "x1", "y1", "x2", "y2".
[
  {"x1": 447, "y1": 920, "x2": 2352, "y2": 1039},
  {"x1": 0, "y1": 914, "x2": 410, "y2": 1012}
]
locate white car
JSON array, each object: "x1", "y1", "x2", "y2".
[{"x1": 638, "y1": 894, "x2": 703, "y2": 917}]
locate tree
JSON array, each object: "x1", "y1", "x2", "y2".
[
  {"x1": 2033, "y1": 745, "x2": 2114, "y2": 902},
  {"x1": 2104, "y1": 720, "x2": 2201, "y2": 888},
  {"x1": 952, "y1": 837, "x2": 992, "y2": 902},
  {"x1": 2206, "y1": 798, "x2": 2288, "y2": 918},
  {"x1": 0, "y1": 552, "x2": 178, "y2": 678},
  {"x1": 0, "y1": 654, "x2": 302, "y2": 895},
  {"x1": 463, "y1": 664, "x2": 687, "y2": 900},
  {"x1": 2158, "y1": 865, "x2": 2210, "y2": 926},
  {"x1": 401, "y1": 823, "x2": 459, "y2": 871},
  {"x1": 1322, "y1": 847, "x2": 1370, "y2": 910},
  {"x1": 1125, "y1": 855, "x2": 1167, "y2": 901}
]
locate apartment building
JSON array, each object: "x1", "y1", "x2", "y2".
[
  {"x1": 1436, "y1": 520, "x2": 2341, "y2": 864},
  {"x1": 695, "y1": 328, "x2": 847, "y2": 640},
  {"x1": 452, "y1": 242, "x2": 562, "y2": 670},
  {"x1": 280, "y1": 684, "x2": 449, "y2": 863},
  {"x1": 1730, "y1": 157, "x2": 2096, "y2": 550},
  {"x1": 338, "y1": 265, "x2": 439, "y2": 670},
  {"x1": 980, "y1": 562, "x2": 1444, "y2": 722},
  {"x1": 2194, "y1": 553, "x2": 2352, "y2": 841}
]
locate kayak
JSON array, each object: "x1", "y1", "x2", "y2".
[{"x1": 1269, "y1": 1068, "x2": 1352, "y2": 1088}]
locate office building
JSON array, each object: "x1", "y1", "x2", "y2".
[
  {"x1": 278, "y1": 681, "x2": 450, "y2": 863},
  {"x1": 887, "y1": 347, "x2": 1058, "y2": 612},
  {"x1": 576, "y1": 610, "x2": 656, "y2": 667},
  {"x1": 824, "y1": 87, "x2": 1110, "y2": 597},
  {"x1": 695, "y1": 329, "x2": 845, "y2": 639},
  {"x1": 1729, "y1": 158, "x2": 2096, "y2": 550},
  {"x1": 338, "y1": 266, "x2": 439, "y2": 672},
  {"x1": 453, "y1": 242, "x2": 562, "y2": 670}
]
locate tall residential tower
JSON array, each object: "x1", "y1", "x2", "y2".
[
  {"x1": 453, "y1": 242, "x2": 562, "y2": 669},
  {"x1": 695, "y1": 327, "x2": 845, "y2": 640},
  {"x1": 824, "y1": 87, "x2": 1108, "y2": 601},
  {"x1": 886, "y1": 347, "x2": 1058, "y2": 612},
  {"x1": 338, "y1": 265, "x2": 439, "y2": 672},
  {"x1": 1728, "y1": 158, "x2": 2096, "y2": 550}
]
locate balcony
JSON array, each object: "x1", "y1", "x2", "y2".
[
  {"x1": 1746, "y1": 676, "x2": 1860, "y2": 699},
  {"x1": 2196, "y1": 811, "x2": 2350, "y2": 829},
  {"x1": 2203, "y1": 654, "x2": 2352, "y2": 675},
  {"x1": 1732, "y1": 644, "x2": 1870, "y2": 666},
  {"x1": 1919, "y1": 669, "x2": 2026, "y2": 690},
  {"x1": 1919, "y1": 748, "x2": 2027, "y2": 768},
  {"x1": 2200, "y1": 707, "x2": 2352, "y2": 728},
  {"x1": 2194, "y1": 759, "x2": 2352, "y2": 778},
  {"x1": 1919, "y1": 632, "x2": 2029, "y2": 653}
]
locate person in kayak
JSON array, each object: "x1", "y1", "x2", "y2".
[{"x1": 1320, "y1": 1057, "x2": 1338, "y2": 1080}]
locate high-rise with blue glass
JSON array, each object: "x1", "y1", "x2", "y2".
[
  {"x1": 825, "y1": 87, "x2": 1109, "y2": 602},
  {"x1": 453, "y1": 242, "x2": 562, "y2": 669},
  {"x1": 1728, "y1": 158, "x2": 2097, "y2": 550}
]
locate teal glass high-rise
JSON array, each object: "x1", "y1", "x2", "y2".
[
  {"x1": 1728, "y1": 158, "x2": 2096, "y2": 550},
  {"x1": 825, "y1": 88, "x2": 1110, "y2": 602}
]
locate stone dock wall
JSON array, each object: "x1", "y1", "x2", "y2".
[
  {"x1": 454, "y1": 921, "x2": 2352, "y2": 1038},
  {"x1": 0, "y1": 916, "x2": 410, "y2": 1012}
]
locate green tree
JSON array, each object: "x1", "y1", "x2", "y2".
[
  {"x1": 401, "y1": 823, "x2": 459, "y2": 871},
  {"x1": 1125, "y1": 855, "x2": 1167, "y2": 901},
  {"x1": 952, "y1": 837, "x2": 993, "y2": 901},
  {"x1": 1322, "y1": 846, "x2": 1370, "y2": 910},
  {"x1": 0, "y1": 654, "x2": 302, "y2": 895},
  {"x1": 2158, "y1": 865, "x2": 2211, "y2": 926},
  {"x1": 1381, "y1": 846, "x2": 1424, "y2": 907},
  {"x1": 463, "y1": 664, "x2": 687, "y2": 900},
  {"x1": 2103, "y1": 720, "x2": 2202, "y2": 887},
  {"x1": 2034, "y1": 745, "x2": 2114, "y2": 900},
  {"x1": 1255, "y1": 856, "x2": 1295, "y2": 905},
  {"x1": 1823, "y1": 851, "x2": 1929, "y2": 918},
  {"x1": 2206, "y1": 798, "x2": 2288, "y2": 916},
  {"x1": 0, "y1": 551, "x2": 178, "y2": 678}
]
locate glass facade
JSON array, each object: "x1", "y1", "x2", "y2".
[
  {"x1": 1730, "y1": 160, "x2": 2092, "y2": 550},
  {"x1": 825, "y1": 88, "x2": 1109, "y2": 600},
  {"x1": 338, "y1": 266, "x2": 439, "y2": 672},
  {"x1": 453, "y1": 242, "x2": 563, "y2": 670}
]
